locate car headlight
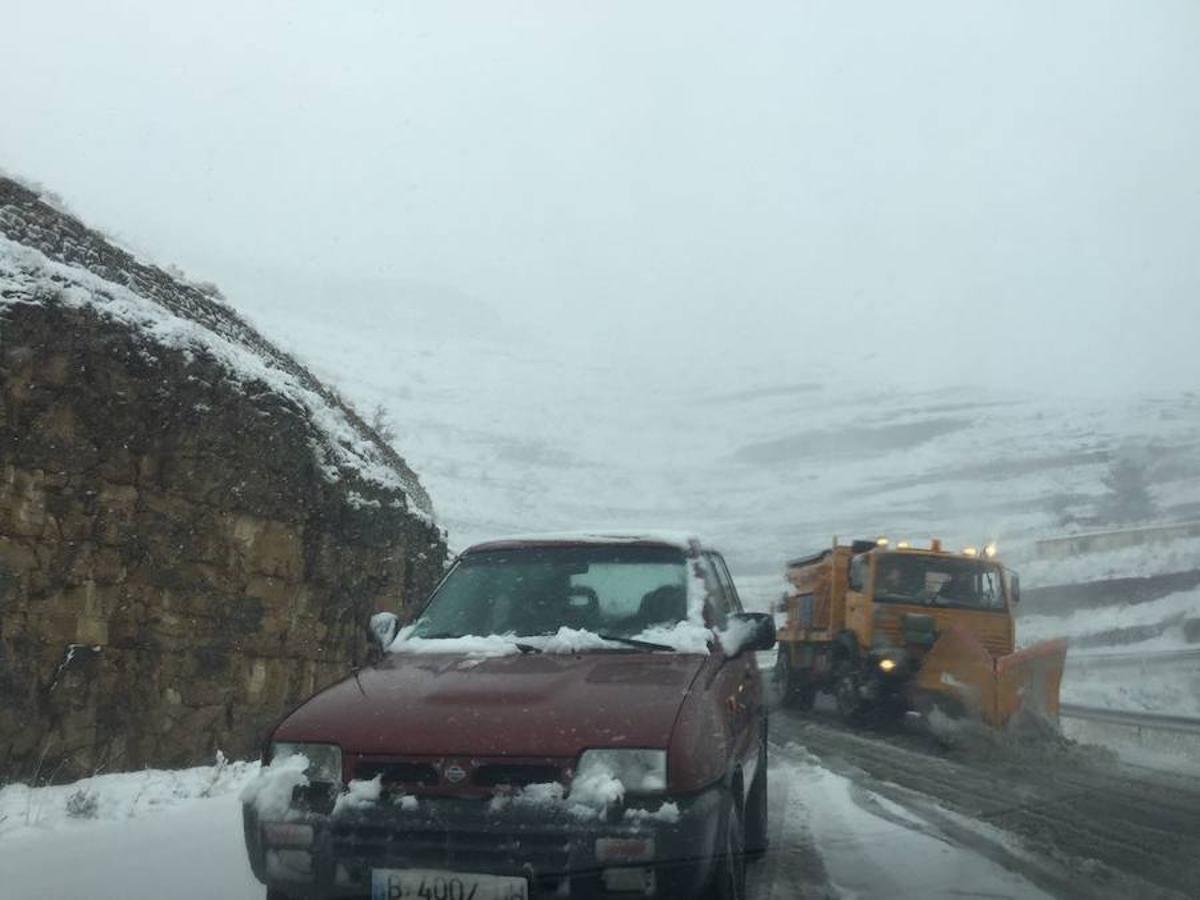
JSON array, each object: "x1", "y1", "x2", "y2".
[
  {"x1": 574, "y1": 749, "x2": 667, "y2": 797},
  {"x1": 270, "y1": 741, "x2": 343, "y2": 784}
]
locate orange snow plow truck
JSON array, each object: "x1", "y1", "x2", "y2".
[{"x1": 775, "y1": 538, "x2": 1067, "y2": 728}]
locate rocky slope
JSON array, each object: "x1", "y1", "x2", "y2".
[{"x1": 0, "y1": 177, "x2": 446, "y2": 781}]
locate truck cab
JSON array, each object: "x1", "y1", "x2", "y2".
[{"x1": 774, "y1": 537, "x2": 1059, "y2": 726}]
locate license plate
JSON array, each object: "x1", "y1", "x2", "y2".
[{"x1": 371, "y1": 868, "x2": 529, "y2": 900}]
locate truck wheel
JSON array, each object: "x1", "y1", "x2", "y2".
[
  {"x1": 794, "y1": 684, "x2": 817, "y2": 711},
  {"x1": 773, "y1": 651, "x2": 794, "y2": 706},
  {"x1": 706, "y1": 789, "x2": 747, "y2": 900},
  {"x1": 744, "y1": 734, "x2": 769, "y2": 860},
  {"x1": 834, "y1": 671, "x2": 867, "y2": 724},
  {"x1": 774, "y1": 652, "x2": 814, "y2": 711}
]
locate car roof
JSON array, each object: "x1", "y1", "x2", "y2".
[{"x1": 463, "y1": 530, "x2": 705, "y2": 555}]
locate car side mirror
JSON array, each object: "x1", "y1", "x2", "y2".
[
  {"x1": 720, "y1": 612, "x2": 777, "y2": 657},
  {"x1": 1009, "y1": 573, "x2": 1021, "y2": 605},
  {"x1": 368, "y1": 612, "x2": 400, "y2": 651}
]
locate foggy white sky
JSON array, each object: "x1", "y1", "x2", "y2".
[{"x1": 4, "y1": 0, "x2": 1200, "y2": 394}]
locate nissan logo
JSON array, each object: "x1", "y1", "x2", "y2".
[{"x1": 444, "y1": 763, "x2": 467, "y2": 784}]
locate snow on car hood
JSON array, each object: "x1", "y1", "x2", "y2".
[{"x1": 272, "y1": 651, "x2": 708, "y2": 757}]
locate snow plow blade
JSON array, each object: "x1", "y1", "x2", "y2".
[
  {"x1": 995, "y1": 637, "x2": 1068, "y2": 724},
  {"x1": 912, "y1": 626, "x2": 1068, "y2": 728}
]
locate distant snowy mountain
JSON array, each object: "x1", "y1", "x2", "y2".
[{"x1": 215, "y1": 267, "x2": 1200, "y2": 572}]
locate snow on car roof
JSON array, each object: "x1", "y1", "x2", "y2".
[{"x1": 464, "y1": 530, "x2": 705, "y2": 554}]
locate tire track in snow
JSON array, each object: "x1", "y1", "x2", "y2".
[
  {"x1": 760, "y1": 744, "x2": 1058, "y2": 899},
  {"x1": 771, "y1": 712, "x2": 1199, "y2": 899}
]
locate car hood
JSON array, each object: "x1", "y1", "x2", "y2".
[{"x1": 273, "y1": 651, "x2": 708, "y2": 757}]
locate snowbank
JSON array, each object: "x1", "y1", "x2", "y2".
[
  {"x1": 1018, "y1": 534, "x2": 1200, "y2": 588},
  {"x1": 0, "y1": 756, "x2": 264, "y2": 900},
  {"x1": 1019, "y1": 586, "x2": 1200, "y2": 650},
  {"x1": 0, "y1": 752, "x2": 258, "y2": 840},
  {"x1": 1061, "y1": 656, "x2": 1200, "y2": 718}
]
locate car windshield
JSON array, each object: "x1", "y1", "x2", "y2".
[
  {"x1": 874, "y1": 554, "x2": 1006, "y2": 611},
  {"x1": 409, "y1": 545, "x2": 689, "y2": 639}
]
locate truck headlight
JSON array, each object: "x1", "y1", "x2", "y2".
[
  {"x1": 270, "y1": 742, "x2": 343, "y2": 784},
  {"x1": 574, "y1": 749, "x2": 667, "y2": 796},
  {"x1": 878, "y1": 658, "x2": 897, "y2": 672}
]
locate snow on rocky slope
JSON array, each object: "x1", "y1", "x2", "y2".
[{"x1": 0, "y1": 177, "x2": 432, "y2": 516}]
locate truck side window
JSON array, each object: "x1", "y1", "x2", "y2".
[{"x1": 849, "y1": 555, "x2": 869, "y2": 592}]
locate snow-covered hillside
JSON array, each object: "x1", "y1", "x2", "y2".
[{"x1": 210, "y1": 265, "x2": 1200, "y2": 574}]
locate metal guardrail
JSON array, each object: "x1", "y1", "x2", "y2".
[
  {"x1": 1059, "y1": 703, "x2": 1200, "y2": 736},
  {"x1": 1067, "y1": 647, "x2": 1200, "y2": 664},
  {"x1": 1034, "y1": 520, "x2": 1200, "y2": 560}
]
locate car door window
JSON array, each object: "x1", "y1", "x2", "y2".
[
  {"x1": 710, "y1": 553, "x2": 744, "y2": 613},
  {"x1": 702, "y1": 552, "x2": 737, "y2": 626}
]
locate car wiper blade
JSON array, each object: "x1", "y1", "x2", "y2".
[
  {"x1": 415, "y1": 631, "x2": 542, "y2": 653},
  {"x1": 596, "y1": 634, "x2": 676, "y2": 652}
]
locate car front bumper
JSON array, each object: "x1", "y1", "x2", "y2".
[{"x1": 244, "y1": 786, "x2": 724, "y2": 899}]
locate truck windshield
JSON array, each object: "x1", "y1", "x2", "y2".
[
  {"x1": 409, "y1": 545, "x2": 689, "y2": 639},
  {"x1": 874, "y1": 555, "x2": 1006, "y2": 611}
]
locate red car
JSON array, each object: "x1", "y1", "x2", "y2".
[{"x1": 243, "y1": 533, "x2": 775, "y2": 899}]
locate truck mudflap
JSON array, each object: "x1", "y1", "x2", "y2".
[{"x1": 911, "y1": 625, "x2": 1068, "y2": 728}]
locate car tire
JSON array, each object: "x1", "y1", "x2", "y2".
[
  {"x1": 706, "y1": 788, "x2": 747, "y2": 900},
  {"x1": 266, "y1": 890, "x2": 291, "y2": 900},
  {"x1": 744, "y1": 735, "x2": 769, "y2": 861}
]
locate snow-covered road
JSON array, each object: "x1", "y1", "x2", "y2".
[
  {"x1": 751, "y1": 749, "x2": 1053, "y2": 899},
  {"x1": 0, "y1": 743, "x2": 1069, "y2": 900},
  {"x1": 4, "y1": 655, "x2": 1199, "y2": 900},
  {"x1": 0, "y1": 792, "x2": 260, "y2": 899},
  {"x1": 0, "y1": 760, "x2": 262, "y2": 899}
]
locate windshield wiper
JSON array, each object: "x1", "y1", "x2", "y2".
[
  {"x1": 597, "y1": 634, "x2": 675, "y2": 652},
  {"x1": 415, "y1": 631, "x2": 542, "y2": 653}
]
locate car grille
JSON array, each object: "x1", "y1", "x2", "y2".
[
  {"x1": 331, "y1": 823, "x2": 573, "y2": 874},
  {"x1": 351, "y1": 757, "x2": 567, "y2": 794},
  {"x1": 473, "y1": 764, "x2": 562, "y2": 788},
  {"x1": 354, "y1": 761, "x2": 440, "y2": 787}
]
